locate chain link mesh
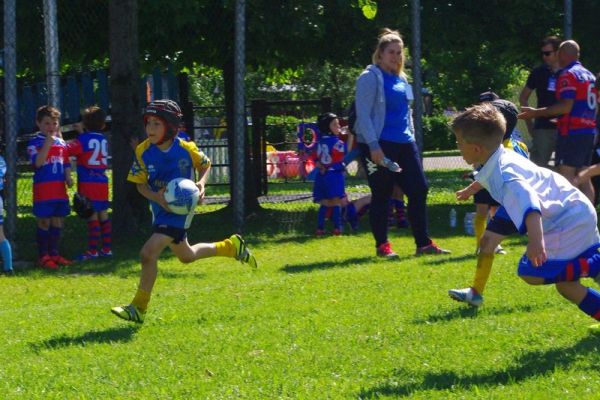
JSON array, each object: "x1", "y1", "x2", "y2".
[{"x1": 5, "y1": 1, "x2": 473, "y2": 261}]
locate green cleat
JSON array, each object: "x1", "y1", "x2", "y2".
[
  {"x1": 230, "y1": 234, "x2": 258, "y2": 269},
  {"x1": 111, "y1": 304, "x2": 145, "y2": 324}
]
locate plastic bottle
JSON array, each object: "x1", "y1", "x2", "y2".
[
  {"x1": 382, "y1": 157, "x2": 402, "y2": 173},
  {"x1": 449, "y1": 208, "x2": 457, "y2": 228},
  {"x1": 464, "y1": 212, "x2": 475, "y2": 235}
]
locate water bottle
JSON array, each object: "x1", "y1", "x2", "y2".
[
  {"x1": 464, "y1": 212, "x2": 475, "y2": 235},
  {"x1": 449, "y1": 208, "x2": 457, "y2": 228},
  {"x1": 382, "y1": 157, "x2": 402, "y2": 173}
]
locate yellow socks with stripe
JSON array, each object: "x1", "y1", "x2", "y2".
[
  {"x1": 131, "y1": 288, "x2": 151, "y2": 313},
  {"x1": 472, "y1": 252, "x2": 494, "y2": 294},
  {"x1": 474, "y1": 213, "x2": 488, "y2": 249},
  {"x1": 215, "y1": 238, "x2": 235, "y2": 258}
]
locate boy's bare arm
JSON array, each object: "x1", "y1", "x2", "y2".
[
  {"x1": 575, "y1": 164, "x2": 600, "y2": 185},
  {"x1": 525, "y1": 211, "x2": 546, "y2": 267},
  {"x1": 136, "y1": 183, "x2": 170, "y2": 211},
  {"x1": 196, "y1": 164, "x2": 211, "y2": 201},
  {"x1": 34, "y1": 134, "x2": 54, "y2": 167},
  {"x1": 456, "y1": 181, "x2": 483, "y2": 201}
]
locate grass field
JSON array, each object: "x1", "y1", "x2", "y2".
[{"x1": 3, "y1": 170, "x2": 600, "y2": 399}]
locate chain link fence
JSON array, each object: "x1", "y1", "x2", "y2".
[{"x1": 4, "y1": 1, "x2": 477, "y2": 263}]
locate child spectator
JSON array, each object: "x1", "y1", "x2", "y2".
[
  {"x1": 0, "y1": 155, "x2": 13, "y2": 275},
  {"x1": 313, "y1": 112, "x2": 347, "y2": 236},
  {"x1": 451, "y1": 103, "x2": 600, "y2": 332},
  {"x1": 111, "y1": 100, "x2": 257, "y2": 323},
  {"x1": 449, "y1": 96, "x2": 529, "y2": 306},
  {"x1": 67, "y1": 106, "x2": 112, "y2": 261},
  {"x1": 26, "y1": 106, "x2": 73, "y2": 269}
]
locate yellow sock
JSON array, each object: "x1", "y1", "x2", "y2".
[
  {"x1": 215, "y1": 238, "x2": 235, "y2": 258},
  {"x1": 131, "y1": 288, "x2": 151, "y2": 313},
  {"x1": 474, "y1": 213, "x2": 488, "y2": 249},
  {"x1": 472, "y1": 253, "x2": 494, "y2": 294}
]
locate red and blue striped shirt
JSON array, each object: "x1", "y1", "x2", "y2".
[
  {"x1": 556, "y1": 61, "x2": 597, "y2": 136},
  {"x1": 67, "y1": 131, "x2": 109, "y2": 202},
  {"x1": 27, "y1": 133, "x2": 70, "y2": 203}
]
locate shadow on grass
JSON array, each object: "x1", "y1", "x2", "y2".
[
  {"x1": 418, "y1": 253, "x2": 473, "y2": 266},
  {"x1": 358, "y1": 335, "x2": 600, "y2": 398},
  {"x1": 281, "y1": 256, "x2": 375, "y2": 273},
  {"x1": 30, "y1": 326, "x2": 140, "y2": 352},
  {"x1": 413, "y1": 303, "x2": 544, "y2": 324}
]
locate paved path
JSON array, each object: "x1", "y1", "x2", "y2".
[{"x1": 423, "y1": 155, "x2": 469, "y2": 171}]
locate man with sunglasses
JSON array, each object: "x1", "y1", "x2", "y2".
[
  {"x1": 520, "y1": 40, "x2": 598, "y2": 203},
  {"x1": 519, "y1": 36, "x2": 561, "y2": 168}
]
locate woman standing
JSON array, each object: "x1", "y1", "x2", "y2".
[{"x1": 354, "y1": 28, "x2": 449, "y2": 258}]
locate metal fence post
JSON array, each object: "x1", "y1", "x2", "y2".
[
  {"x1": 563, "y1": 0, "x2": 572, "y2": 39},
  {"x1": 233, "y1": 0, "x2": 246, "y2": 232},
  {"x1": 43, "y1": 0, "x2": 61, "y2": 107},
  {"x1": 411, "y1": 0, "x2": 424, "y2": 155},
  {"x1": 3, "y1": 0, "x2": 17, "y2": 241}
]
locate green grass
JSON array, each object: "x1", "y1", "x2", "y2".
[{"x1": 4, "y1": 170, "x2": 600, "y2": 398}]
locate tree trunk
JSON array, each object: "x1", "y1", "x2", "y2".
[
  {"x1": 223, "y1": 58, "x2": 260, "y2": 214},
  {"x1": 108, "y1": 0, "x2": 149, "y2": 236}
]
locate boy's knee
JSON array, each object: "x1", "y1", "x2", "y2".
[
  {"x1": 478, "y1": 235, "x2": 495, "y2": 253},
  {"x1": 139, "y1": 248, "x2": 156, "y2": 265},
  {"x1": 519, "y1": 275, "x2": 545, "y2": 285},
  {"x1": 37, "y1": 219, "x2": 51, "y2": 230},
  {"x1": 177, "y1": 254, "x2": 195, "y2": 264}
]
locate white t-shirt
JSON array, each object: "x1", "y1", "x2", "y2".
[{"x1": 476, "y1": 146, "x2": 600, "y2": 260}]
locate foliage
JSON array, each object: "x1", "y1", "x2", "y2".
[{"x1": 422, "y1": 113, "x2": 453, "y2": 151}]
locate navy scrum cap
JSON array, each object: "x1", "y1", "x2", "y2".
[
  {"x1": 478, "y1": 91, "x2": 500, "y2": 103},
  {"x1": 317, "y1": 112, "x2": 338, "y2": 135}
]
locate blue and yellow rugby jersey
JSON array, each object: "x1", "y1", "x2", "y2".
[
  {"x1": 128, "y1": 137, "x2": 211, "y2": 229},
  {"x1": 503, "y1": 136, "x2": 529, "y2": 159}
]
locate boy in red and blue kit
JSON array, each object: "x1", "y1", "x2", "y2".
[
  {"x1": 313, "y1": 113, "x2": 347, "y2": 235},
  {"x1": 67, "y1": 106, "x2": 112, "y2": 261},
  {"x1": 27, "y1": 106, "x2": 73, "y2": 269}
]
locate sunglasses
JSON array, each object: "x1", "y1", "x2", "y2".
[{"x1": 541, "y1": 50, "x2": 555, "y2": 56}]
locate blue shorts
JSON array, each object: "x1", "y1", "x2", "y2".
[
  {"x1": 555, "y1": 134, "x2": 594, "y2": 168},
  {"x1": 313, "y1": 170, "x2": 345, "y2": 203},
  {"x1": 91, "y1": 200, "x2": 110, "y2": 212},
  {"x1": 518, "y1": 243, "x2": 600, "y2": 279},
  {"x1": 33, "y1": 200, "x2": 70, "y2": 218},
  {"x1": 153, "y1": 225, "x2": 187, "y2": 244},
  {"x1": 486, "y1": 206, "x2": 518, "y2": 236}
]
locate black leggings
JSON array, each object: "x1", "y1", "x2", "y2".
[{"x1": 359, "y1": 140, "x2": 431, "y2": 248}]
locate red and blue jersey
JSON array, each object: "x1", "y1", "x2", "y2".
[
  {"x1": 556, "y1": 61, "x2": 597, "y2": 136},
  {"x1": 27, "y1": 133, "x2": 70, "y2": 203},
  {"x1": 316, "y1": 135, "x2": 346, "y2": 172},
  {"x1": 128, "y1": 137, "x2": 211, "y2": 229},
  {"x1": 67, "y1": 131, "x2": 109, "y2": 202}
]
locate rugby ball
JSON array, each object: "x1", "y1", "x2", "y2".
[{"x1": 164, "y1": 178, "x2": 200, "y2": 215}]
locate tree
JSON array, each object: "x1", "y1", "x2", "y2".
[{"x1": 109, "y1": 0, "x2": 150, "y2": 235}]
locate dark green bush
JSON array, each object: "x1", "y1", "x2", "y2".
[{"x1": 422, "y1": 113, "x2": 453, "y2": 151}]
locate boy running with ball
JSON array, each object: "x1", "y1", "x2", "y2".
[{"x1": 111, "y1": 100, "x2": 257, "y2": 323}]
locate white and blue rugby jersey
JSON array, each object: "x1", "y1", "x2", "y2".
[{"x1": 476, "y1": 146, "x2": 599, "y2": 260}]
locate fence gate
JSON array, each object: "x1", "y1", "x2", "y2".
[{"x1": 250, "y1": 97, "x2": 332, "y2": 196}]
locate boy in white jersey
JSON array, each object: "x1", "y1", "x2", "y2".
[{"x1": 451, "y1": 103, "x2": 600, "y2": 331}]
